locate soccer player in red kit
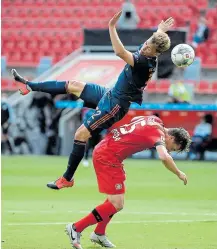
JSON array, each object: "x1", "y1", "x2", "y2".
[{"x1": 65, "y1": 116, "x2": 191, "y2": 249}]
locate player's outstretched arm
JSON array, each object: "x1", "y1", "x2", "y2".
[
  {"x1": 157, "y1": 17, "x2": 174, "y2": 33},
  {"x1": 156, "y1": 145, "x2": 188, "y2": 185},
  {"x1": 109, "y1": 11, "x2": 134, "y2": 66}
]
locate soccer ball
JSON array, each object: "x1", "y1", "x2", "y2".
[{"x1": 171, "y1": 44, "x2": 195, "y2": 68}]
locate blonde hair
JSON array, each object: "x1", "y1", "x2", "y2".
[{"x1": 151, "y1": 32, "x2": 171, "y2": 53}]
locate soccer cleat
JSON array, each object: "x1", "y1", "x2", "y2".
[
  {"x1": 46, "y1": 176, "x2": 74, "y2": 190},
  {"x1": 11, "y1": 69, "x2": 31, "y2": 95},
  {"x1": 65, "y1": 223, "x2": 83, "y2": 249},
  {"x1": 90, "y1": 232, "x2": 116, "y2": 248}
]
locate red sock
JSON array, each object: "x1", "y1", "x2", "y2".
[
  {"x1": 74, "y1": 200, "x2": 117, "y2": 233},
  {"x1": 94, "y1": 215, "x2": 113, "y2": 235},
  {"x1": 94, "y1": 199, "x2": 114, "y2": 235}
]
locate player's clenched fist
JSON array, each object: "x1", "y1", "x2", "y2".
[
  {"x1": 109, "y1": 11, "x2": 122, "y2": 27},
  {"x1": 177, "y1": 171, "x2": 188, "y2": 185}
]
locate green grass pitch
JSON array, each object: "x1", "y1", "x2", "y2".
[{"x1": 2, "y1": 156, "x2": 217, "y2": 249}]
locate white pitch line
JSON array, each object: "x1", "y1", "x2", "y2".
[
  {"x1": 79, "y1": 211, "x2": 217, "y2": 216},
  {"x1": 6, "y1": 210, "x2": 217, "y2": 216},
  {"x1": 7, "y1": 219, "x2": 217, "y2": 226}
]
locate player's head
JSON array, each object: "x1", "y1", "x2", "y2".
[
  {"x1": 166, "y1": 128, "x2": 191, "y2": 152},
  {"x1": 140, "y1": 32, "x2": 171, "y2": 57}
]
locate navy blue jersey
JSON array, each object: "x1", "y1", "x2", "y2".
[{"x1": 112, "y1": 47, "x2": 157, "y2": 105}]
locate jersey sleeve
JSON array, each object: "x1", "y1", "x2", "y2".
[
  {"x1": 153, "y1": 132, "x2": 166, "y2": 147},
  {"x1": 138, "y1": 126, "x2": 165, "y2": 149},
  {"x1": 148, "y1": 128, "x2": 166, "y2": 148}
]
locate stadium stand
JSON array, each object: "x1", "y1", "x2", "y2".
[
  {"x1": 1, "y1": 0, "x2": 217, "y2": 67},
  {"x1": 3, "y1": 78, "x2": 217, "y2": 96}
]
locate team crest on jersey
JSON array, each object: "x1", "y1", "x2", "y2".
[{"x1": 115, "y1": 184, "x2": 123, "y2": 190}]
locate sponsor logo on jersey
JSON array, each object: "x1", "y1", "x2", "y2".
[{"x1": 115, "y1": 183, "x2": 123, "y2": 190}]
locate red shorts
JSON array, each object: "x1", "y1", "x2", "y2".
[{"x1": 93, "y1": 152, "x2": 126, "y2": 195}]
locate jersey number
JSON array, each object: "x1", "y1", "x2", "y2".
[
  {"x1": 120, "y1": 117, "x2": 146, "y2": 134},
  {"x1": 112, "y1": 117, "x2": 157, "y2": 141}
]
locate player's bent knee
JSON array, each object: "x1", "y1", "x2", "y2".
[
  {"x1": 108, "y1": 196, "x2": 124, "y2": 211},
  {"x1": 67, "y1": 80, "x2": 86, "y2": 97},
  {"x1": 75, "y1": 125, "x2": 91, "y2": 142},
  {"x1": 113, "y1": 201, "x2": 124, "y2": 212},
  {"x1": 116, "y1": 205, "x2": 124, "y2": 212}
]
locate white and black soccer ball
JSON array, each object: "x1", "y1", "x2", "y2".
[{"x1": 171, "y1": 44, "x2": 195, "y2": 68}]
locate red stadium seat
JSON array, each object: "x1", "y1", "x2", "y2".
[
  {"x1": 1, "y1": 0, "x2": 216, "y2": 68},
  {"x1": 195, "y1": 81, "x2": 212, "y2": 94},
  {"x1": 9, "y1": 51, "x2": 22, "y2": 64},
  {"x1": 45, "y1": 0, "x2": 56, "y2": 6},
  {"x1": 16, "y1": 40, "x2": 27, "y2": 52},
  {"x1": 73, "y1": 7, "x2": 85, "y2": 18},
  {"x1": 50, "y1": 40, "x2": 62, "y2": 51},
  {"x1": 203, "y1": 54, "x2": 217, "y2": 68},
  {"x1": 4, "y1": 41, "x2": 16, "y2": 51},
  {"x1": 146, "y1": 81, "x2": 157, "y2": 93},
  {"x1": 38, "y1": 40, "x2": 50, "y2": 52},
  {"x1": 171, "y1": 0, "x2": 185, "y2": 6},
  {"x1": 197, "y1": 0, "x2": 208, "y2": 9},
  {"x1": 148, "y1": 0, "x2": 161, "y2": 7},
  {"x1": 83, "y1": 8, "x2": 97, "y2": 18},
  {"x1": 155, "y1": 80, "x2": 170, "y2": 94},
  {"x1": 17, "y1": 8, "x2": 29, "y2": 17},
  {"x1": 1, "y1": 78, "x2": 17, "y2": 91},
  {"x1": 22, "y1": 52, "x2": 35, "y2": 64},
  {"x1": 64, "y1": 8, "x2": 74, "y2": 18},
  {"x1": 27, "y1": 40, "x2": 39, "y2": 53},
  {"x1": 1, "y1": 79, "x2": 9, "y2": 90},
  {"x1": 209, "y1": 45, "x2": 217, "y2": 55},
  {"x1": 28, "y1": 8, "x2": 41, "y2": 18},
  {"x1": 39, "y1": 8, "x2": 51, "y2": 17},
  {"x1": 211, "y1": 82, "x2": 217, "y2": 94},
  {"x1": 206, "y1": 9, "x2": 217, "y2": 22},
  {"x1": 36, "y1": 0, "x2": 46, "y2": 6}
]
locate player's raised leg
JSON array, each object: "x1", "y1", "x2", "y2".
[
  {"x1": 11, "y1": 69, "x2": 86, "y2": 97},
  {"x1": 11, "y1": 69, "x2": 107, "y2": 110}
]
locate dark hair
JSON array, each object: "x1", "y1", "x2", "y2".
[
  {"x1": 168, "y1": 128, "x2": 191, "y2": 152},
  {"x1": 204, "y1": 114, "x2": 213, "y2": 124},
  {"x1": 153, "y1": 112, "x2": 160, "y2": 118}
]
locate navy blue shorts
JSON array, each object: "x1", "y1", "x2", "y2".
[{"x1": 80, "y1": 83, "x2": 130, "y2": 134}]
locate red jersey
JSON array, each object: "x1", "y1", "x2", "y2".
[{"x1": 94, "y1": 116, "x2": 165, "y2": 166}]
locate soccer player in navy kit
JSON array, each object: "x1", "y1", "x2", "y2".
[{"x1": 11, "y1": 11, "x2": 174, "y2": 189}]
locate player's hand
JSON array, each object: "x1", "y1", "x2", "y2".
[
  {"x1": 157, "y1": 17, "x2": 174, "y2": 33},
  {"x1": 109, "y1": 11, "x2": 122, "y2": 27},
  {"x1": 177, "y1": 171, "x2": 188, "y2": 185}
]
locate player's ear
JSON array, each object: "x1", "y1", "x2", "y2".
[
  {"x1": 170, "y1": 136, "x2": 176, "y2": 143},
  {"x1": 167, "y1": 134, "x2": 173, "y2": 142}
]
